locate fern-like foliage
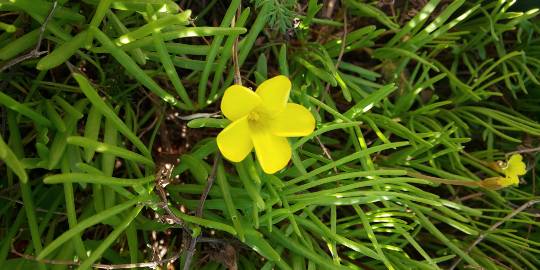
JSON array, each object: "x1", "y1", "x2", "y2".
[{"x1": 253, "y1": 0, "x2": 297, "y2": 33}]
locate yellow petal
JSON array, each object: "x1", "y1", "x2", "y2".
[
  {"x1": 221, "y1": 85, "x2": 261, "y2": 121},
  {"x1": 250, "y1": 124, "x2": 291, "y2": 174},
  {"x1": 481, "y1": 176, "x2": 519, "y2": 189},
  {"x1": 498, "y1": 175, "x2": 519, "y2": 187},
  {"x1": 217, "y1": 117, "x2": 253, "y2": 162},
  {"x1": 504, "y1": 154, "x2": 526, "y2": 176},
  {"x1": 255, "y1": 75, "x2": 291, "y2": 116},
  {"x1": 269, "y1": 103, "x2": 315, "y2": 137}
]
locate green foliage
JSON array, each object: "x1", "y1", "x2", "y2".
[
  {"x1": 252, "y1": 0, "x2": 297, "y2": 33},
  {"x1": 1, "y1": 0, "x2": 540, "y2": 269}
]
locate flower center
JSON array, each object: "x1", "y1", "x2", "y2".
[
  {"x1": 247, "y1": 109, "x2": 271, "y2": 129},
  {"x1": 247, "y1": 111, "x2": 261, "y2": 122}
]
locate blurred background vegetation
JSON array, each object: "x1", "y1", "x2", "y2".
[{"x1": 1, "y1": 0, "x2": 540, "y2": 269}]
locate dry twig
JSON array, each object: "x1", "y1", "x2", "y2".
[
  {"x1": 183, "y1": 5, "x2": 242, "y2": 269},
  {"x1": 0, "y1": 195, "x2": 66, "y2": 215},
  {"x1": 0, "y1": 2, "x2": 58, "y2": 73},
  {"x1": 154, "y1": 163, "x2": 187, "y2": 227},
  {"x1": 182, "y1": 153, "x2": 222, "y2": 270},
  {"x1": 316, "y1": 7, "x2": 348, "y2": 170},
  {"x1": 448, "y1": 200, "x2": 540, "y2": 270},
  {"x1": 507, "y1": 146, "x2": 540, "y2": 156},
  {"x1": 11, "y1": 242, "x2": 181, "y2": 269},
  {"x1": 231, "y1": 5, "x2": 243, "y2": 86}
]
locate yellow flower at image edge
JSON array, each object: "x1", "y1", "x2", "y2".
[
  {"x1": 498, "y1": 153, "x2": 527, "y2": 186},
  {"x1": 482, "y1": 154, "x2": 527, "y2": 189},
  {"x1": 217, "y1": 75, "x2": 315, "y2": 174}
]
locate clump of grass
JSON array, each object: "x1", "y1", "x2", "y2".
[{"x1": 1, "y1": 1, "x2": 540, "y2": 269}]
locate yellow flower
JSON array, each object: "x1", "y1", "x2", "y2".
[
  {"x1": 217, "y1": 75, "x2": 315, "y2": 174},
  {"x1": 481, "y1": 154, "x2": 527, "y2": 189},
  {"x1": 502, "y1": 154, "x2": 527, "y2": 178}
]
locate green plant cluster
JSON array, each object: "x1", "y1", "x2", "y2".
[{"x1": 1, "y1": 0, "x2": 540, "y2": 269}]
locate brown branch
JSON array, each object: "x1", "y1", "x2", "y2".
[
  {"x1": 231, "y1": 5, "x2": 242, "y2": 86},
  {"x1": 195, "y1": 153, "x2": 222, "y2": 218},
  {"x1": 184, "y1": 4, "x2": 241, "y2": 268},
  {"x1": 182, "y1": 152, "x2": 222, "y2": 270},
  {"x1": 507, "y1": 146, "x2": 540, "y2": 156},
  {"x1": 315, "y1": 136, "x2": 338, "y2": 173},
  {"x1": 11, "y1": 242, "x2": 181, "y2": 269},
  {"x1": 314, "y1": 7, "x2": 348, "y2": 171},
  {"x1": 0, "y1": 2, "x2": 57, "y2": 73},
  {"x1": 448, "y1": 200, "x2": 540, "y2": 270},
  {"x1": 322, "y1": 5, "x2": 348, "y2": 95},
  {"x1": 177, "y1": 6, "x2": 210, "y2": 46},
  {"x1": 457, "y1": 192, "x2": 484, "y2": 202},
  {"x1": 0, "y1": 195, "x2": 66, "y2": 215},
  {"x1": 153, "y1": 151, "x2": 225, "y2": 270},
  {"x1": 154, "y1": 164, "x2": 188, "y2": 227},
  {"x1": 334, "y1": 6, "x2": 348, "y2": 70},
  {"x1": 137, "y1": 108, "x2": 162, "y2": 139}
]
